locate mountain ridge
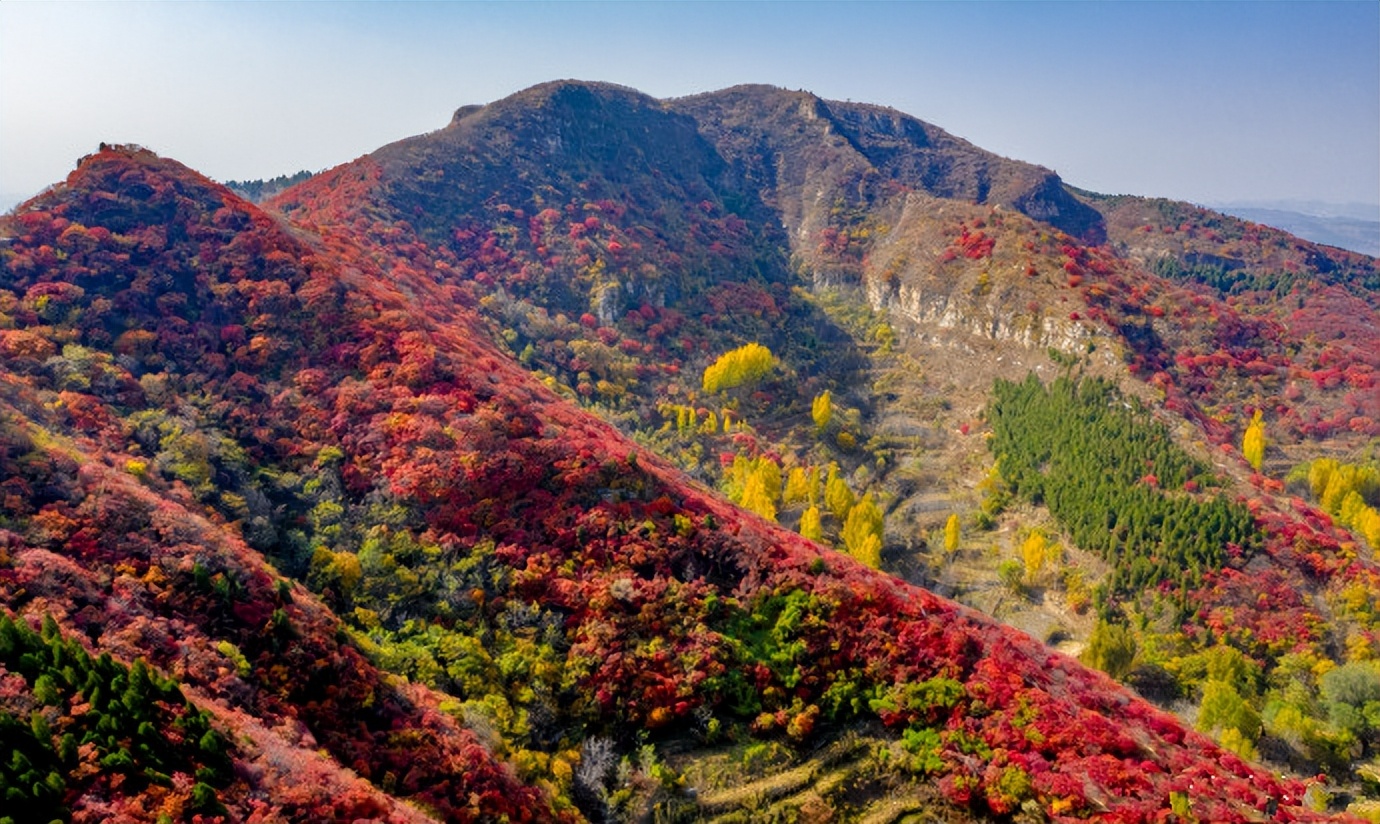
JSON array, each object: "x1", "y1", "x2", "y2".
[{"x1": 3, "y1": 78, "x2": 1378, "y2": 821}]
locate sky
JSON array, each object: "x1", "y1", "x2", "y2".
[{"x1": 2, "y1": 1, "x2": 1377, "y2": 214}]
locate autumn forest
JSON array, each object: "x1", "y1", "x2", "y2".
[{"x1": 2, "y1": 81, "x2": 1379, "y2": 823}]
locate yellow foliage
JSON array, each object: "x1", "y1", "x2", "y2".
[
  {"x1": 842, "y1": 494, "x2": 884, "y2": 569},
  {"x1": 702, "y1": 342, "x2": 775, "y2": 393},
  {"x1": 1341, "y1": 490, "x2": 1367, "y2": 527},
  {"x1": 1311, "y1": 459, "x2": 1380, "y2": 547},
  {"x1": 1346, "y1": 631, "x2": 1377, "y2": 662},
  {"x1": 1355, "y1": 506, "x2": 1380, "y2": 548},
  {"x1": 726, "y1": 454, "x2": 781, "y2": 522},
  {"x1": 740, "y1": 471, "x2": 778, "y2": 522},
  {"x1": 1322, "y1": 471, "x2": 1350, "y2": 514},
  {"x1": 1310, "y1": 458, "x2": 1338, "y2": 500},
  {"x1": 330, "y1": 551, "x2": 363, "y2": 595},
  {"x1": 811, "y1": 390, "x2": 833, "y2": 432},
  {"x1": 824, "y1": 464, "x2": 855, "y2": 521},
  {"x1": 1218, "y1": 726, "x2": 1258, "y2": 761},
  {"x1": 757, "y1": 458, "x2": 782, "y2": 503},
  {"x1": 783, "y1": 466, "x2": 812, "y2": 506},
  {"x1": 1338, "y1": 580, "x2": 1373, "y2": 617},
  {"x1": 943, "y1": 513, "x2": 960, "y2": 555},
  {"x1": 1241, "y1": 410, "x2": 1265, "y2": 471},
  {"x1": 1021, "y1": 530, "x2": 1048, "y2": 585},
  {"x1": 850, "y1": 533, "x2": 882, "y2": 569},
  {"x1": 799, "y1": 505, "x2": 823, "y2": 542}
]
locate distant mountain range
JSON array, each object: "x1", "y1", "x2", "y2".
[{"x1": 1207, "y1": 201, "x2": 1380, "y2": 257}]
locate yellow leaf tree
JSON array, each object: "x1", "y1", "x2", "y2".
[
  {"x1": 842, "y1": 494, "x2": 884, "y2": 569},
  {"x1": 811, "y1": 390, "x2": 833, "y2": 432},
  {"x1": 740, "y1": 470, "x2": 777, "y2": 522},
  {"x1": 1241, "y1": 410, "x2": 1265, "y2": 472},
  {"x1": 783, "y1": 466, "x2": 812, "y2": 506},
  {"x1": 1020, "y1": 530, "x2": 1048, "y2": 585},
  {"x1": 824, "y1": 463, "x2": 855, "y2": 522},
  {"x1": 799, "y1": 505, "x2": 823, "y2": 542},
  {"x1": 943, "y1": 513, "x2": 960, "y2": 555},
  {"x1": 1309, "y1": 457, "x2": 1338, "y2": 500},
  {"x1": 702, "y1": 343, "x2": 775, "y2": 394}
]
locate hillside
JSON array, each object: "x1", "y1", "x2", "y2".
[{"x1": 1, "y1": 79, "x2": 1378, "y2": 822}]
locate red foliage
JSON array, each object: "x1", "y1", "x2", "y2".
[{"x1": 0, "y1": 143, "x2": 1343, "y2": 824}]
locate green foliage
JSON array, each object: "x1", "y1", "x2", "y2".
[
  {"x1": 870, "y1": 677, "x2": 965, "y2": 719},
  {"x1": 0, "y1": 613, "x2": 232, "y2": 816},
  {"x1": 702, "y1": 343, "x2": 775, "y2": 394},
  {"x1": 1198, "y1": 680, "x2": 1262, "y2": 750},
  {"x1": 1082, "y1": 619, "x2": 1137, "y2": 680},
  {"x1": 988, "y1": 374, "x2": 1256, "y2": 600},
  {"x1": 721, "y1": 589, "x2": 825, "y2": 699},
  {"x1": 996, "y1": 559, "x2": 1024, "y2": 595},
  {"x1": 1321, "y1": 661, "x2": 1380, "y2": 740},
  {"x1": 899, "y1": 726, "x2": 945, "y2": 774}
]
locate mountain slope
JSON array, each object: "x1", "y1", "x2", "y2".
[
  {"x1": 0, "y1": 146, "x2": 560, "y2": 822},
  {"x1": 275, "y1": 81, "x2": 1379, "y2": 817},
  {"x1": 2, "y1": 79, "x2": 1377, "y2": 822}
]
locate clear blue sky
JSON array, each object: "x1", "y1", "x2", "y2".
[{"x1": 3, "y1": 1, "x2": 1377, "y2": 212}]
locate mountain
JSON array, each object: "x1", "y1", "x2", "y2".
[
  {"x1": 1210, "y1": 204, "x2": 1380, "y2": 258},
  {"x1": 1, "y1": 81, "x2": 1378, "y2": 823}
]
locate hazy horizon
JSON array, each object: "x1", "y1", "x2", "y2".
[{"x1": 3, "y1": 2, "x2": 1377, "y2": 214}]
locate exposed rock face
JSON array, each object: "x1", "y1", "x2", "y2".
[{"x1": 871, "y1": 276, "x2": 1100, "y2": 356}]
